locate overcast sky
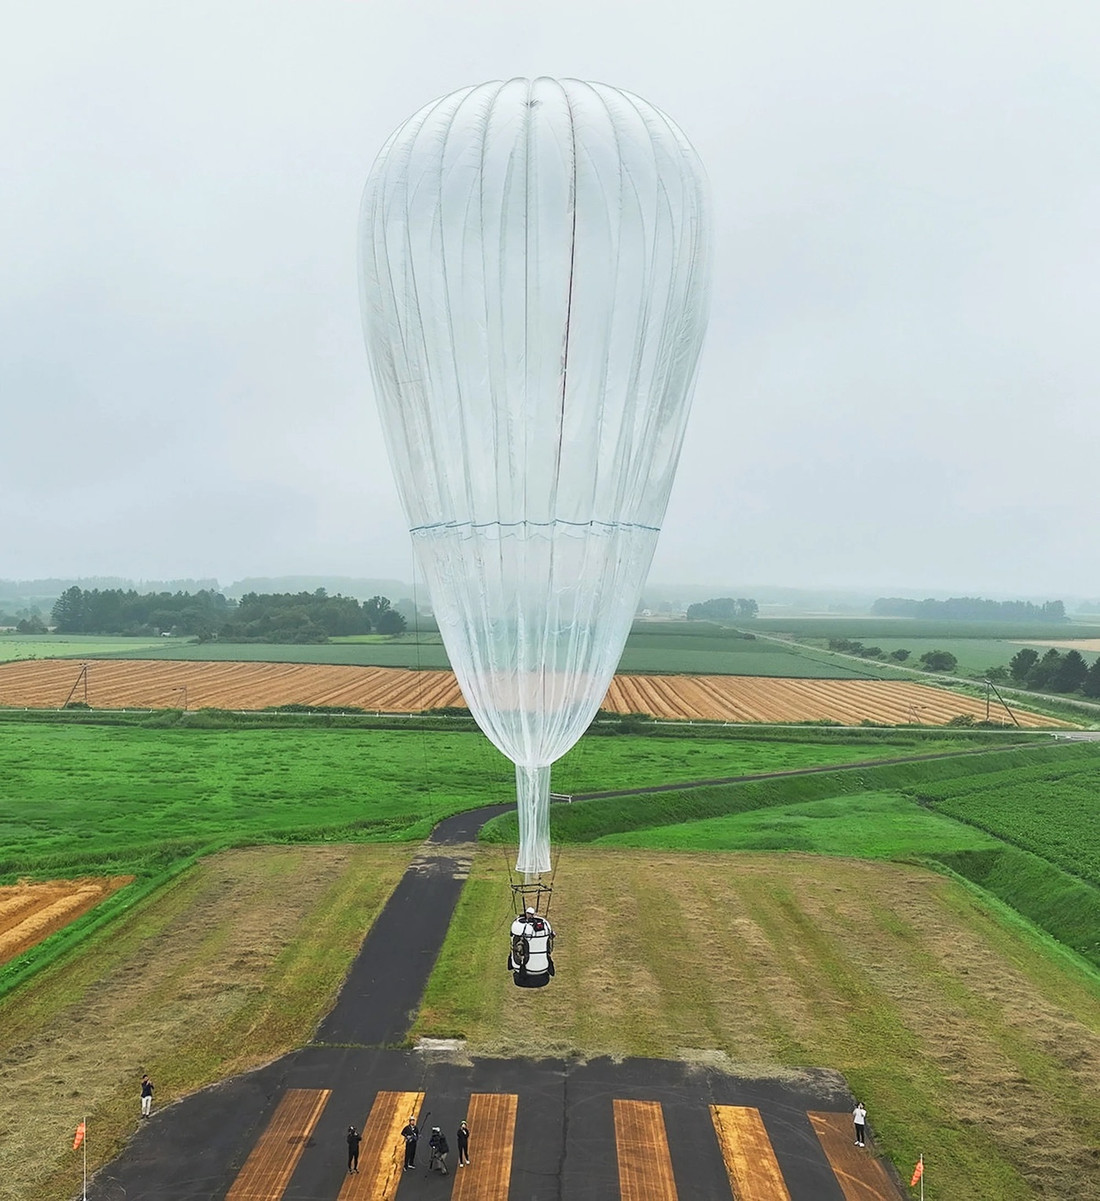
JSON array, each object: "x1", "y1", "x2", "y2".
[{"x1": 2, "y1": 1, "x2": 1098, "y2": 598}]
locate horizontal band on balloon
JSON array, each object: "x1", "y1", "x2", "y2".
[{"x1": 409, "y1": 519, "x2": 661, "y2": 534}]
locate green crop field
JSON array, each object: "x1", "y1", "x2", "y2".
[
  {"x1": 81, "y1": 638, "x2": 455, "y2": 669},
  {"x1": 917, "y1": 760, "x2": 1100, "y2": 887},
  {"x1": 753, "y1": 617, "x2": 1100, "y2": 640},
  {"x1": 767, "y1": 635, "x2": 1099, "y2": 678},
  {"x1": 85, "y1": 630, "x2": 896, "y2": 677}
]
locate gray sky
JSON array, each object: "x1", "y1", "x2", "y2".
[{"x1": 3, "y1": 1, "x2": 1098, "y2": 598}]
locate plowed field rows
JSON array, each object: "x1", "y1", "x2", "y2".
[
  {"x1": 0, "y1": 659, "x2": 464, "y2": 713},
  {"x1": 0, "y1": 876, "x2": 133, "y2": 965},
  {"x1": 0, "y1": 658, "x2": 1063, "y2": 727},
  {"x1": 603, "y1": 674, "x2": 1063, "y2": 727}
]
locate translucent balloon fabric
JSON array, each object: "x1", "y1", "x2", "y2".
[{"x1": 360, "y1": 78, "x2": 711, "y2": 873}]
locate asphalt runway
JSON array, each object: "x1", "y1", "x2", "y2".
[{"x1": 91, "y1": 802, "x2": 904, "y2": 1200}]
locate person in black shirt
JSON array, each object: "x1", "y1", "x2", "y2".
[
  {"x1": 346, "y1": 1126, "x2": 361, "y2": 1173},
  {"x1": 428, "y1": 1127, "x2": 450, "y2": 1174},
  {"x1": 400, "y1": 1116, "x2": 420, "y2": 1170},
  {"x1": 457, "y1": 1119, "x2": 470, "y2": 1166}
]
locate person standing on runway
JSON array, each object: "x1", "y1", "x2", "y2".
[
  {"x1": 428, "y1": 1126, "x2": 450, "y2": 1174},
  {"x1": 401, "y1": 1115, "x2": 420, "y2": 1170},
  {"x1": 346, "y1": 1125, "x2": 362, "y2": 1173},
  {"x1": 853, "y1": 1101, "x2": 868, "y2": 1147},
  {"x1": 457, "y1": 1119, "x2": 470, "y2": 1166}
]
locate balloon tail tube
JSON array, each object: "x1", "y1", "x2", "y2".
[{"x1": 515, "y1": 763, "x2": 552, "y2": 876}]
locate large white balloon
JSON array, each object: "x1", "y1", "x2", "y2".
[{"x1": 359, "y1": 78, "x2": 711, "y2": 874}]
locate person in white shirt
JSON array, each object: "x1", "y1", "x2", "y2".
[{"x1": 853, "y1": 1102, "x2": 868, "y2": 1147}]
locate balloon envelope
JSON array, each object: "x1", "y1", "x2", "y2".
[{"x1": 359, "y1": 78, "x2": 711, "y2": 873}]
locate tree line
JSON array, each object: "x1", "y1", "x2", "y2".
[
  {"x1": 871, "y1": 597, "x2": 1067, "y2": 622},
  {"x1": 686, "y1": 597, "x2": 759, "y2": 621},
  {"x1": 828, "y1": 639, "x2": 957, "y2": 672},
  {"x1": 1007, "y1": 647, "x2": 1100, "y2": 697},
  {"x1": 49, "y1": 587, "x2": 406, "y2": 642}
]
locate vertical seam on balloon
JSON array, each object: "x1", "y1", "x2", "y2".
[
  {"x1": 549, "y1": 81, "x2": 580, "y2": 753},
  {"x1": 564, "y1": 82, "x2": 618, "y2": 709}
]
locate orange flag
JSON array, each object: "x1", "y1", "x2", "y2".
[
  {"x1": 910, "y1": 1156, "x2": 924, "y2": 1186},
  {"x1": 73, "y1": 1121, "x2": 86, "y2": 1150}
]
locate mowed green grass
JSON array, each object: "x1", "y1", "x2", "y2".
[
  {"x1": 595, "y1": 791, "x2": 1006, "y2": 856},
  {"x1": 418, "y1": 848, "x2": 1100, "y2": 1201},
  {"x1": 0, "y1": 722, "x2": 969, "y2": 879},
  {"x1": 0, "y1": 634, "x2": 187, "y2": 661}
]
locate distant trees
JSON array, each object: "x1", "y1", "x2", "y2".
[
  {"x1": 999, "y1": 644, "x2": 1100, "y2": 693},
  {"x1": 52, "y1": 586, "x2": 232, "y2": 637},
  {"x1": 1005, "y1": 645, "x2": 1094, "y2": 694},
  {"x1": 827, "y1": 638, "x2": 909, "y2": 662},
  {"x1": 918, "y1": 650, "x2": 958, "y2": 673},
  {"x1": 1008, "y1": 648, "x2": 1040, "y2": 682},
  {"x1": 49, "y1": 586, "x2": 406, "y2": 642},
  {"x1": 1085, "y1": 656, "x2": 1100, "y2": 698},
  {"x1": 686, "y1": 597, "x2": 758, "y2": 621},
  {"x1": 871, "y1": 597, "x2": 1067, "y2": 622},
  {"x1": 215, "y1": 590, "x2": 406, "y2": 642}
]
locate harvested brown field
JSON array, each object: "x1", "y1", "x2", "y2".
[
  {"x1": 602, "y1": 674, "x2": 1065, "y2": 727},
  {"x1": 0, "y1": 658, "x2": 1065, "y2": 726},
  {"x1": 0, "y1": 658, "x2": 464, "y2": 712},
  {"x1": 0, "y1": 877, "x2": 132, "y2": 965},
  {"x1": 1010, "y1": 638, "x2": 1100, "y2": 652}
]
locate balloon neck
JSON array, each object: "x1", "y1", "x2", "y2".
[{"x1": 515, "y1": 763, "x2": 552, "y2": 876}]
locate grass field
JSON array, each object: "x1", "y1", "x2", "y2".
[
  {"x1": 416, "y1": 847, "x2": 1100, "y2": 1201},
  {"x1": 0, "y1": 626, "x2": 894, "y2": 676},
  {"x1": 0, "y1": 845, "x2": 409, "y2": 1201},
  {"x1": 752, "y1": 618, "x2": 1100, "y2": 641},
  {"x1": 0, "y1": 720, "x2": 981, "y2": 884},
  {"x1": 797, "y1": 636, "x2": 1099, "y2": 678},
  {"x1": 2, "y1": 842, "x2": 1097, "y2": 1200},
  {"x1": 0, "y1": 719, "x2": 1098, "y2": 1199},
  {"x1": 594, "y1": 791, "x2": 1007, "y2": 856},
  {"x1": 0, "y1": 634, "x2": 187, "y2": 662}
]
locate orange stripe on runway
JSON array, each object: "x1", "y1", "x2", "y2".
[
  {"x1": 613, "y1": 1099, "x2": 678, "y2": 1201},
  {"x1": 808, "y1": 1112, "x2": 904, "y2": 1201},
  {"x1": 338, "y1": 1089, "x2": 425, "y2": 1201},
  {"x1": 450, "y1": 1093, "x2": 517, "y2": 1200},
  {"x1": 225, "y1": 1088, "x2": 331, "y2": 1200},
  {"x1": 710, "y1": 1105, "x2": 792, "y2": 1200}
]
